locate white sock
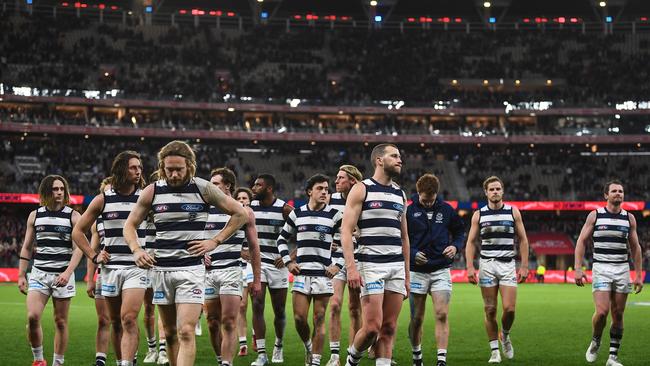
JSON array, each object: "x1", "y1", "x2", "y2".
[
  {"x1": 489, "y1": 340, "x2": 499, "y2": 351},
  {"x1": 53, "y1": 353, "x2": 64, "y2": 365},
  {"x1": 256, "y1": 338, "x2": 266, "y2": 354},
  {"x1": 412, "y1": 344, "x2": 422, "y2": 361},
  {"x1": 275, "y1": 337, "x2": 283, "y2": 348},
  {"x1": 437, "y1": 348, "x2": 447, "y2": 361},
  {"x1": 311, "y1": 353, "x2": 322, "y2": 365},
  {"x1": 121, "y1": 361, "x2": 133, "y2": 366},
  {"x1": 376, "y1": 358, "x2": 392, "y2": 366},
  {"x1": 31, "y1": 346, "x2": 44, "y2": 361}
]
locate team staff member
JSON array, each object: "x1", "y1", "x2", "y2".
[{"x1": 407, "y1": 174, "x2": 464, "y2": 366}]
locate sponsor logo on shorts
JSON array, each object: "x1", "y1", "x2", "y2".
[
  {"x1": 192, "y1": 288, "x2": 203, "y2": 295},
  {"x1": 67, "y1": 285, "x2": 74, "y2": 290},
  {"x1": 282, "y1": 278, "x2": 287, "y2": 283},
  {"x1": 365, "y1": 281, "x2": 384, "y2": 290},
  {"x1": 154, "y1": 291, "x2": 165, "y2": 299},
  {"x1": 479, "y1": 278, "x2": 494, "y2": 285},
  {"x1": 413, "y1": 212, "x2": 422, "y2": 218},
  {"x1": 410, "y1": 282, "x2": 423, "y2": 289},
  {"x1": 369, "y1": 201, "x2": 383, "y2": 209},
  {"x1": 139, "y1": 276, "x2": 147, "y2": 282},
  {"x1": 105, "y1": 212, "x2": 120, "y2": 219},
  {"x1": 182, "y1": 204, "x2": 205, "y2": 212},
  {"x1": 593, "y1": 282, "x2": 609, "y2": 289},
  {"x1": 293, "y1": 281, "x2": 305, "y2": 289},
  {"x1": 102, "y1": 284, "x2": 116, "y2": 293},
  {"x1": 205, "y1": 288, "x2": 216, "y2": 295},
  {"x1": 28, "y1": 281, "x2": 45, "y2": 289},
  {"x1": 154, "y1": 205, "x2": 169, "y2": 213}
]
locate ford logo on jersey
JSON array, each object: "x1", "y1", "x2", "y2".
[
  {"x1": 369, "y1": 201, "x2": 383, "y2": 209},
  {"x1": 182, "y1": 204, "x2": 204, "y2": 212},
  {"x1": 270, "y1": 219, "x2": 285, "y2": 226},
  {"x1": 54, "y1": 226, "x2": 70, "y2": 233},
  {"x1": 413, "y1": 212, "x2": 422, "y2": 218},
  {"x1": 314, "y1": 225, "x2": 330, "y2": 233},
  {"x1": 393, "y1": 203, "x2": 404, "y2": 211},
  {"x1": 154, "y1": 205, "x2": 169, "y2": 212}
]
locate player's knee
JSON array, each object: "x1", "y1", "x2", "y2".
[
  {"x1": 98, "y1": 313, "x2": 111, "y2": 328},
  {"x1": 293, "y1": 312, "x2": 308, "y2": 326},
  {"x1": 594, "y1": 307, "x2": 609, "y2": 319},
  {"x1": 348, "y1": 305, "x2": 361, "y2": 320},
  {"x1": 207, "y1": 316, "x2": 220, "y2": 332},
  {"x1": 121, "y1": 312, "x2": 138, "y2": 329},
  {"x1": 380, "y1": 322, "x2": 397, "y2": 338},
  {"x1": 178, "y1": 323, "x2": 195, "y2": 342},
  {"x1": 313, "y1": 311, "x2": 326, "y2": 328},
  {"x1": 364, "y1": 319, "x2": 382, "y2": 338},
  {"x1": 53, "y1": 316, "x2": 67, "y2": 331},
  {"x1": 27, "y1": 311, "x2": 41, "y2": 326},
  {"x1": 484, "y1": 305, "x2": 497, "y2": 318},
  {"x1": 221, "y1": 314, "x2": 237, "y2": 332},
  {"x1": 435, "y1": 311, "x2": 448, "y2": 323},
  {"x1": 502, "y1": 304, "x2": 515, "y2": 316},
  {"x1": 330, "y1": 297, "x2": 342, "y2": 315}
]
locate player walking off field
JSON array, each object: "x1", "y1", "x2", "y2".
[
  {"x1": 123, "y1": 141, "x2": 247, "y2": 366},
  {"x1": 407, "y1": 174, "x2": 465, "y2": 366},
  {"x1": 465, "y1": 176, "x2": 529, "y2": 364},
  {"x1": 574, "y1": 180, "x2": 644, "y2": 366},
  {"x1": 18, "y1": 175, "x2": 84, "y2": 366},
  {"x1": 342, "y1": 143, "x2": 410, "y2": 366}
]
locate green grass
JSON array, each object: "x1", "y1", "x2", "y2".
[{"x1": 1, "y1": 283, "x2": 649, "y2": 365}]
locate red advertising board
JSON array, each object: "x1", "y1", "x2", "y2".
[
  {"x1": 0, "y1": 192, "x2": 84, "y2": 205},
  {"x1": 505, "y1": 201, "x2": 645, "y2": 211},
  {"x1": 528, "y1": 232, "x2": 575, "y2": 255},
  {"x1": 0, "y1": 268, "x2": 20, "y2": 282}
]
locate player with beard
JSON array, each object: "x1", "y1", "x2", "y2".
[
  {"x1": 343, "y1": 144, "x2": 410, "y2": 366},
  {"x1": 18, "y1": 175, "x2": 84, "y2": 366},
  {"x1": 249, "y1": 174, "x2": 294, "y2": 366},
  {"x1": 123, "y1": 141, "x2": 247, "y2": 366},
  {"x1": 325, "y1": 165, "x2": 363, "y2": 366},
  {"x1": 575, "y1": 180, "x2": 643, "y2": 366},
  {"x1": 204, "y1": 168, "x2": 262, "y2": 366},
  {"x1": 465, "y1": 176, "x2": 529, "y2": 364},
  {"x1": 72, "y1": 151, "x2": 148, "y2": 366}
]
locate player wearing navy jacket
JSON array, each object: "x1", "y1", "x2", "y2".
[{"x1": 406, "y1": 174, "x2": 464, "y2": 366}]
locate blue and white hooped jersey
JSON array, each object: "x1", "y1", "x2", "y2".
[
  {"x1": 205, "y1": 205, "x2": 246, "y2": 270},
  {"x1": 592, "y1": 207, "x2": 630, "y2": 264},
  {"x1": 34, "y1": 206, "x2": 74, "y2": 273},
  {"x1": 101, "y1": 188, "x2": 146, "y2": 269},
  {"x1": 251, "y1": 198, "x2": 288, "y2": 266},
  {"x1": 151, "y1": 177, "x2": 211, "y2": 271},
  {"x1": 356, "y1": 178, "x2": 406, "y2": 265},
  {"x1": 277, "y1": 204, "x2": 342, "y2": 277},
  {"x1": 479, "y1": 204, "x2": 516, "y2": 260},
  {"x1": 329, "y1": 192, "x2": 346, "y2": 262}
]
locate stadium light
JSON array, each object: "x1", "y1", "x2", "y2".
[
  {"x1": 451, "y1": 79, "x2": 458, "y2": 85},
  {"x1": 145, "y1": 5, "x2": 152, "y2": 13},
  {"x1": 483, "y1": 1, "x2": 491, "y2": 8},
  {"x1": 370, "y1": 0, "x2": 378, "y2": 6},
  {"x1": 261, "y1": 11, "x2": 268, "y2": 19},
  {"x1": 257, "y1": 0, "x2": 263, "y2": 2},
  {"x1": 599, "y1": 1, "x2": 606, "y2": 7},
  {"x1": 483, "y1": 79, "x2": 489, "y2": 86},
  {"x1": 489, "y1": 17, "x2": 496, "y2": 23},
  {"x1": 546, "y1": 79, "x2": 552, "y2": 85},
  {"x1": 605, "y1": 16, "x2": 612, "y2": 23},
  {"x1": 374, "y1": 15, "x2": 382, "y2": 22},
  {"x1": 515, "y1": 79, "x2": 521, "y2": 86}
]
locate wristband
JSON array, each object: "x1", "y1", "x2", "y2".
[
  {"x1": 92, "y1": 253, "x2": 99, "y2": 264},
  {"x1": 19, "y1": 256, "x2": 31, "y2": 262}
]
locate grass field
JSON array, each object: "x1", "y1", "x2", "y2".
[{"x1": 1, "y1": 283, "x2": 649, "y2": 366}]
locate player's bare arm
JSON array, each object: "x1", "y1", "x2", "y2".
[
  {"x1": 188, "y1": 181, "x2": 247, "y2": 256},
  {"x1": 17, "y1": 210, "x2": 37, "y2": 295},
  {"x1": 574, "y1": 210, "x2": 596, "y2": 286},
  {"x1": 627, "y1": 213, "x2": 644, "y2": 294},
  {"x1": 465, "y1": 211, "x2": 481, "y2": 284},
  {"x1": 512, "y1": 207, "x2": 530, "y2": 283},
  {"x1": 124, "y1": 184, "x2": 155, "y2": 268},
  {"x1": 71, "y1": 194, "x2": 108, "y2": 263},
  {"x1": 243, "y1": 206, "x2": 262, "y2": 297},
  {"x1": 341, "y1": 182, "x2": 365, "y2": 289}
]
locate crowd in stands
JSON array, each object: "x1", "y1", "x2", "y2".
[
  {"x1": 0, "y1": 208, "x2": 24, "y2": 267},
  {"x1": 2, "y1": 12, "x2": 650, "y2": 107}
]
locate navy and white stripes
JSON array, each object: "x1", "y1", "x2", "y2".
[
  {"x1": 277, "y1": 204, "x2": 342, "y2": 277},
  {"x1": 151, "y1": 178, "x2": 211, "y2": 270},
  {"x1": 102, "y1": 188, "x2": 146, "y2": 269},
  {"x1": 251, "y1": 198, "x2": 288, "y2": 266},
  {"x1": 592, "y1": 207, "x2": 630, "y2": 264},
  {"x1": 356, "y1": 178, "x2": 406, "y2": 265},
  {"x1": 479, "y1": 204, "x2": 515, "y2": 260},
  {"x1": 205, "y1": 206, "x2": 245, "y2": 270},
  {"x1": 34, "y1": 206, "x2": 74, "y2": 273}
]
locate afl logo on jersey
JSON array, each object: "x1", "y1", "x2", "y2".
[
  {"x1": 205, "y1": 223, "x2": 217, "y2": 230},
  {"x1": 105, "y1": 212, "x2": 119, "y2": 219},
  {"x1": 36, "y1": 226, "x2": 45, "y2": 232},
  {"x1": 298, "y1": 225, "x2": 308, "y2": 232},
  {"x1": 369, "y1": 201, "x2": 383, "y2": 209},
  {"x1": 154, "y1": 205, "x2": 169, "y2": 213},
  {"x1": 182, "y1": 204, "x2": 204, "y2": 212},
  {"x1": 597, "y1": 225, "x2": 608, "y2": 230}
]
